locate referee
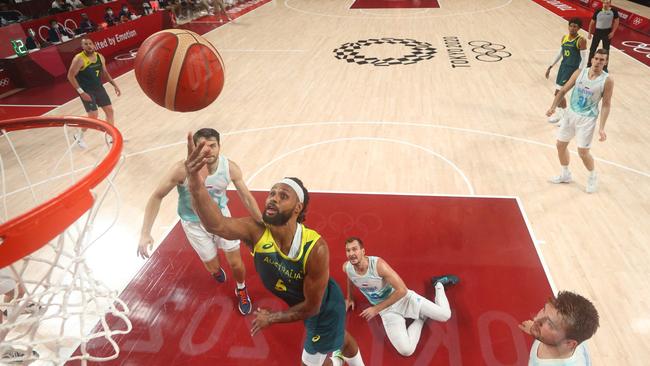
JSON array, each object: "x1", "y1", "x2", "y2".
[{"x1": 588, "y1": 0, "x2": 619, "y2": 71}]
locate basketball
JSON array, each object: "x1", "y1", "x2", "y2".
[{"x1": 134, "y1": 29, "x2": 225, "y2": 112}]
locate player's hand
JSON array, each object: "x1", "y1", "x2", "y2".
[
  {"x1": 588, "y1": 33, "x2": 592, "y2": 40},
  {"x1": 545, "y1": 66, "x2": 551, "y2": 79},
  {"x1": 608, "y1": 32, "x2": 614, "y2": 40},
  {"x1": 251, "y1": 308, "x2": 272, "y2": 336},
  {"x1": 137, "y1": 234, "x2": 154, "y2": 258},
  {"x1": 114, "y1": 85, "x2": 121, "y2": 96},
  {"x1": 518, "y1": 320, "x2": 534, "y2": 335},
  {"x1": 598, "y1": 129, "x2": 607, "y2": 142},
  {"x1": 185, "y1": 132, "x2": 209, "y2": 181},
  {"x1": 546, "y1": 108, "x2": 555, "y2": 117},
  {"x1": 80, "y1": 92, "x2": 92, "y2": 102},
  {"x1": 360, "y1": 306, "x2": 379, "y2": 321},
  {"x1": 345, "y1": 299, "x2": 355, "y2": 312}
]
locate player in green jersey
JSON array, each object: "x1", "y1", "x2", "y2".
[{"x1": 184, "y1": 134, "x2": 365, "y2": 366}]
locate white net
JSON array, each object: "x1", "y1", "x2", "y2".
[{"x1": 0, "y1": 120, "x2": 131, "y2": 364}]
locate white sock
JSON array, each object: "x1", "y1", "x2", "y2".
[
  {"x1": 236, "y1": 281, "x2": 245, "y2": 289},
  {"x1": 561, "y1": 165, "x2": 569, "y2": 175},
  {"x1": 344, "y1": 350, "x2": 365, "y2": 366},
  {"x1": 589, "y1": 170, "x2": 597, "y2": 178},
  {"x1": 330, "y1": 356, "x2": 343, "y2": 366}
]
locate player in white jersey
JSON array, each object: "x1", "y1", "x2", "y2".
[
  {"x1": 341, "y1": 237, "x2": 459, "y2": 357},
  {"x1": 138, "y1": 128, "x2": 262, "y2": 315},
  {"x1": 519, "y1": 291, "x2": 599, "y2": 366},
  {"x1": 546, "y1": 49, "x2": 614, "y2": 193}
]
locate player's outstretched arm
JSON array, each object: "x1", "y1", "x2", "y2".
[
  {"x1": 185, "y1": 133, "x2": 261, "y2": 243},
  {"x1": 598, "y1": 77, "x2": 614, "y2": 142},
  {"x1": 251, "y1": 239, "x2": 330, "y2": 335},
  {"x1": 99, "y1": 54, "x2": 120, "y2": 96},
  {"x1": 230, "y1": 160, "x2": 263, "y2": 224},
  {"x1": 343, "y1": 263, "x2": 355, "y2": 312},
  {"x1": 359, "y1": 258, "x2": 407, "y2": 320},
  {"x1": 547, "y1": 69, "x2": 580, "y2": 116},
  {"x1": 138, "y1": 161, "x2": 185, "y2": 259}
]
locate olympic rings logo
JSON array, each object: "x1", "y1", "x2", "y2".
[
  {"x1": 37, "y1": 18, "x2": 76, "y2": 42},
  {"x1": 0, "y1": 78, "x2": 10, "y2": 87},
  {"x1": 621, "y1": 41, "x2": 650, "y2": 58},
  {"x1": 468, "y1": 40, "x2": 512, "y2": 62}
]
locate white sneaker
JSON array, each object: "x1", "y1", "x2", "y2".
[
  {"x1": 550, "y1": 172, "x2": 572, "y2": 184},
  {"x1": 586, "y1": 173, "x2": 598, "y2": 193},
  {"x1": 547, "y1": 114, "x2": 561, "y2": 124},
  {"x1": 1, "y1": 347, "x2": 39, "y2": 364},
  {"x1": 74, "y1": 133, "x2": 88, "y2": 149}
]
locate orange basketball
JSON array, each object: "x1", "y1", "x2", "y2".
[{"x1": 134, "y1": 29, "x2": 225, "y2": 112}]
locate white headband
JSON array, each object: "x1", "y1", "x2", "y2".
[{"x1": 278, "y1": 178, "x2": 304, "y2": 203}]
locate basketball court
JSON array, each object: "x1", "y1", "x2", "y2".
[{"x1": 1, "y1": 0, "x2": 649, "y2": 365}]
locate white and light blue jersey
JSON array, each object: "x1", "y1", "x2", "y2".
[
  {"x1": 177, "y1": 155, "x2": 230, "y2": 222},
  {"x1": 345, "y1": 256, "x2": 394, "y2": 305},
  {"x1": 529, "y1": 340, "x2": 591, "y2": 366},
  {"x1": 569, "y1": 67, "x2": 608, "y2": 118}
]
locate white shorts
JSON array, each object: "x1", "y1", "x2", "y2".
[
  {"x1": 180, "y1": 220, "x2": 240, "y2": 262},
  {"x1": 557, "y1": 109, "x2": 598, "y2": 149},
  {"x1": 379, "y1": 290, "x2": 425, "y2": 320},
  {"x1": 0, "y1": 267, "x2": 17, "y2": 294},
  {"x1": 301, "y1": 349, "x2": 328, "y2": 366}
]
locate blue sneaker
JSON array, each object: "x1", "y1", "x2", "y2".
[
  {"x1": 431, "y1": 274, "x2": 460, "y2": 288},
  {"x1": 235, "y1": 287, "x2": 252, "y2": 315},
  {"x1": 212, "y1": 268, "x2": 226, "y2": 283}
]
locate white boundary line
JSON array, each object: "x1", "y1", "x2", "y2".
[
  {"x1": 516, "y1": 196, "x2": 558, "y2": 295},
  {"x1": 244, "y1": 136, "x2": 476, "y2": 195},
  {"x1": 122, "y1": 121, "x2": 650, "y2": 178},
  {"x1": 284, "y1": 0, "x2": 512, "y2": 19}
]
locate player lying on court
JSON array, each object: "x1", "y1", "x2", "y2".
[
  {"x1": 138, "y1": 128, "x2": 261, "y2": 315},
  {"x1": 184, "y1": 134, "x2": 366, "y2": 366},
  {"x1": 343, "y1": 237, "x2": 459, "y2": 357}
]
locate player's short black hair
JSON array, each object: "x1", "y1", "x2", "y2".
[
  {"x1": 568, "y1": 17, "x2": 582, "y2": 28},
  {"x1": 193, "y1": 128, "x2": 220, "y2": 144}
]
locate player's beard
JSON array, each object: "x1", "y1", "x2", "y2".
[{"x1": 263, "y1": 208, "x2": 293, "y2": 226}]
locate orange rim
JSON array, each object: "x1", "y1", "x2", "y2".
[{"x1": 0, "y1": 116, "x2": 123, "y2": 268}]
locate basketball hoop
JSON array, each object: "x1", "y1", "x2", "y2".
[{"x1": 0, "y1": 116, "x2": 131, "y2": 364}]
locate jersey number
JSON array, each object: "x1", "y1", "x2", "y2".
[
  {"x1": 274, "y1": 279, "x2": 287, "y2": 292},
  {"x1": 95, "y1": 70, "x2": 100, "y2": 77},
  {"x1": 564, "y1": 49, "x2": 570, "y2": 57}
]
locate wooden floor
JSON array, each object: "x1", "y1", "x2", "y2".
[{"x1": 2, "y1": 0, "x2": 649, "y2": 364}]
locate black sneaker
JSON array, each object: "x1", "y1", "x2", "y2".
[
  {"x1": 212, "y1": 267, "x2": 227, "y2": 283},
  {"x1": 1, "y1": 347, "x2": 39, "y2": 363},
  {"x1": 431, "y1": 274, "x2": 460, "y2": 288}
]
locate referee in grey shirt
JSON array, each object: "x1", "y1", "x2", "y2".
[{"x1": 588, "y1": 0, "x2": 619, "y2": 71}]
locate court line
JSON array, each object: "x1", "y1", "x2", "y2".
[
  {"x1": 244, "y1": 136, "x2": 476, "y2": 195},
  {"x1": 283, "y1": 0, "x2": 512, "y2": 19},
  {"x1": 220, "y1": 48, "x2": 306, "y2": 53},
  {"x1": 0, "y1": 104, "x2": 59, "y2": 108},
  {"x1": 123, "y1": 121, "x2": 650, "y2": 179},
  {"x1": 516, "y1": 197, "x2": 558, "y2": 295}
]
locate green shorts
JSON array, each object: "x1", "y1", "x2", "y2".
[
  {"x1": 303, "y1": 279, "x2": 346, "y2": 355},
  {"x1": 556, "y1": 64, "x2": 578, "y2": 88}
]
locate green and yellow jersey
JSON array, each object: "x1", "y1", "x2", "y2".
[{"x1": 75, "y1": 51, "x2": 103, "y2": 91}]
